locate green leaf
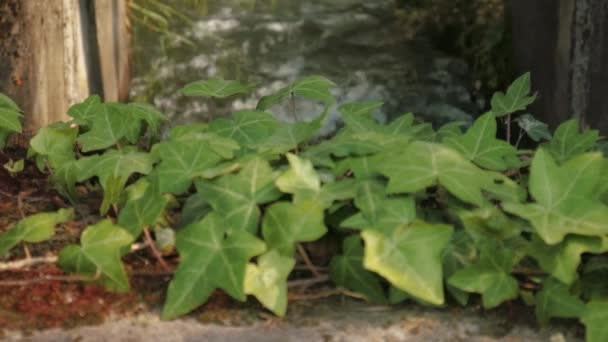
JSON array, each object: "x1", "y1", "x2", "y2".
[
  {"x1": 257, "y1": 76, "x2": 335, "y2": 110},
  {"x1": 0, "y1": 106, "x2": 22, "y2": 133},
  {"x1": 126, "y1": 102, "x2": 166, "y2": 136},
  {"x1": 445, "y1": 112, "x2": 520, "y2": 171},
  {"x1": 162, "y1": 213, "x2": 266, "y2": 320},
  {"x1": 181, "y1": 78, "x2": 253, "y2": 98},
  {"x1": 29, "y1": 123, "x2": 78, "y2": 169},
  {"x1": 528, "y1": 234, "x2": 606, "y2": 285},
  {"x1": 547, "y1": 119, "x2": 599, "y2": 163},
  {"x1": 515, "y1": 114, "x2": 552, "y2": 142},
  {"x1": 0, "y1": 92, "x2": 21, "y2": 111},
  {"x1": 581, "y1": 300, "x2": 608, "y2": 342},
  {"x1": 435, "y1": 121, "x2": 465, "y2": 142},
  {"x1": 458, "y1": 207, "x2": 523, "y2": 242},
  {"x1": 244, "y1": 250, "x2": 295, "y2": 316},
  {"x1": 209, "y1": 110, "x2": 279, "y2": 147},
  {"x1": 172, "y1": 132, "x2": 240, "y2": 159},
  {"x1": 503, "y1": 149, "x2": 608, "y2": 244},
  {"x1": 118, "y1": 178, "x2": 168, "y2": 238},
  {"x1": 3, "y1": 159, "x2": 23, "y2": 174},
  {"x1": 256, "y1": 117, "x2": 325, "y2": 155},
  {"x1": 49, "y1": 156, "x2": 99, "y2": 201},
  {"x1": 374, "y1": 141, "x2": 523, "y2": 206},
  {"x1": 262, "y1": 200, "x2": 327, "y2": 256},
  {"x1": 329, "y1": 235, "x2": 387, "y2": 304},
  {"x1": 275, "y1": 153, "x2": 321, "y2": 201},
  {"x1": 151, "y1": 136, "x2": 224, "y2": 194},
  {"x1": 197, "y1": 158, "x2": 281, "y2": 233},
  {"x1": 339, "y1": 102, "x2": 383, "y2": 132},
  {"x1": 0, "y1": 128, "x2": 11, "y2": 149},
  {"x1": 534, "y1": 278, "x2": 585, "y2": 325},
  {"x1": 58, "y1": 220, "x2": 134, "y2": 292},
  {"x1": 362, "y1": 221, "x2": 453, "y2": 305},
  {"x1": 82, "y1": 148, "x2": 155, "y2": 214},
  {"x1": 342, "y1": 181, "x2": 416, "y2": 234},
  {"x1": 0, "y1": 209, "x2": 74, "y2": 256},
  {"x1": 67, "y1": 95, "x2": 101, "y2": 126},
  {"x1": 448, "y1": 241, "x2": 519, "y2": 309},
  {"x1": 442, "y1": 230, "x2": 476, "y2": 306},
  {"x1": 490, "y1": 72, "x2": 536, "y2": 117},
  {"x1": 77, "y1": 103, "x2": 129, "y2": 152}
]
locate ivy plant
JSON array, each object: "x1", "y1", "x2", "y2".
[{"x1": 1, "y1": 73, "x2": 608, "y2": 342}]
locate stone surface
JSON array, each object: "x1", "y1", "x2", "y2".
[{"x1": 4, "y1": 299, "x2": 581, "y2": 342}]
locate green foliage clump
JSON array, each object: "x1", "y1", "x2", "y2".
[{"x1": 1, "y1": 73, "x2": 608, "y2": 341}]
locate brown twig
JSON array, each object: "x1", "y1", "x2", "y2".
[
  {"x1": 288, "y1": 287, "x2": 367, "y2": 301},
  {"x1": 0, "y1": 256, "x2": 58, "y2": 271},
  {"x1": 143, "y1": 227, "x2": 173, "y2": 272},
  {"x1": 296, "y1": 244, "x2": 322, "y2": 277},
  {"x1": 287, "y1": 274, "x2": 330, "y2": 288}
]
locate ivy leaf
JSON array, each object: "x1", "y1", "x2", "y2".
[
  {"x1": 339, "y1": 102, "x2": 383, "y2": 132},
  {"x1": 515, "y1": 114, "x2": 552, "y2": 142},
  {"x1": 77, "y1": 103, "x2": 129, "y2": 152},
  {"x1": 503, "y1": 149, "x2": 608, "y2": 244},
  {"x1": 0, "y1": 92, "x2": 20, "y2": 111},
  {"x1": 445, "y1": 112, "x2": 520, "y2": 171},
  {"x1": 329, "y1": 235, "x2": 387, "y2": 304},
  {"x1": 442, "y1": 230, "x2": 476, "y2": 306},
  {"x1": 458, "y1": 207, "x2": 523, "y2": 242},
  {"x1": 209, "y1": 110, "x2": 279, "y2": 147},
  {"x1": 581, "y1": 300, "x2": 608, "y2": 342},
  {"x1": 374, "y1": 141, "x2": 523, "y2": 206},
  {"x1": 362, "y1": 221, "x2": 453, "y2": 305},
  {"x1": 29, "y1": 123, "x2": 78, "y2": 169},
  {"x1": 257, "y1": 76, "x2": 335, "y2": 110},
  {"x1": 490, "y1": 72, "x2": 536, "y2": 117},
  {"x1": 275, "y1": 153, "x2": 320, "y2": 201},
  {"x1": 162, "y1": 213, "x2": 266, "y2": 320},
  {"x1": 262, "y1": 200, "x2": 327, "y2": 256},
  {"x1": 244, "y1": 250, "x2": 295, "y2": 316},
  {"x1": 151, "y1": 136, "x2": 224, "y2": 194},
  {"x1": 48, "y1": 156, "x2": 98, "y2": 201},
  {"x1": 535, "y1": 278, "x2": 585, "y2": 325},
  {"x1": 435, "y1": 121, "x2": 465, "y2": 142},
  {"x1": 0, "y1": 105, "x2": 22, "y2": 133},
  {"x1": 197, "y1": 158, "x2": 281, "y2": 234},
  {"x1": 118, "y1": 178, "x2": 167, "y2": 238},
  {"x1": 181, "y1": 78, "x2": 253, "y2": 98},
  {"x1": 0, "y1": 92, "x2": 22, "y2": 134},
  {"x1": 256, "y1": 116, "x2": 325, "y2": 155},
  {"x1": 546, "y1": 119, "x2": 599, "y2": 163},
  {"x1": 581, "y1": 256, "x2": 608, "y2": 300},
  {"x1": 126, "y1": 102, "x2": 166, "y2": 136},
  {"x1": 82, "y1": 148, "x2": 154, "y2": 214},
  {"x1": 448, "y1": 241, "x2": 519, "y2": 309},
  {"x1": 67, "y1": 95, "x2": 101, "y2": 126},
  {"x1": 341, "y1": 180, "x2": 416, "y2": 233},
  {"x1": 58, "y1": 220, "x2": 134, "y2": 292},
  {"x1": 528, "y1": 235, "x2": 606, "y2": 285},
  {"x1": 0, "y1": 209, "x2": 74, "y2": 256}
]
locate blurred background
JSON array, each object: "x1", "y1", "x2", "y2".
[
  {"x1": 1, "y1": 0, "x2": 606, "y2": 134},
  {"x1": 129, "y1": 0, "x2": 508, "y2": 128}
]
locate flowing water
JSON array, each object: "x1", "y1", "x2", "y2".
[{"x1": 131, "y1": 0, "x2": 480, "y2": 133}]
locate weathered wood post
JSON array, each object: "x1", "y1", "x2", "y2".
[
  {"x1": 0, "y1": 0, "x2": 130, "y2": 130},
  {"x1": 508, "y1": 0, "x2": 608, "y2": 135}
]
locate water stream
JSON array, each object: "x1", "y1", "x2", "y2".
[{"x1": 131, "y1": 0, "x2": 480, "y2": 132}]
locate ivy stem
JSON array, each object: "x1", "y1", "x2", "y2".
[
  {"x1": 143, "y1": 227, "x2": 173, "y2": 272},
  {"x1": 515, "y1": 128, "x2": 524, "y2": 148},
  {"x1": 296, "y1": 244, "x2": 321, "y2": 277},
  {"x1": 505, "y1": 114, "x2": 512, "y2": 144}
]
